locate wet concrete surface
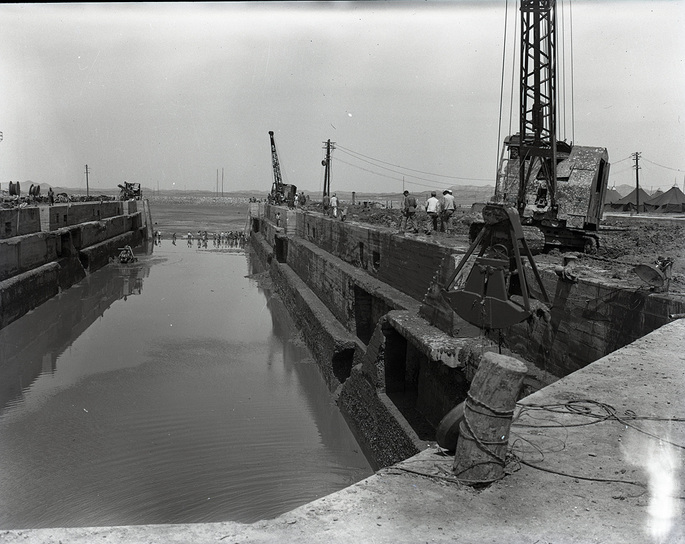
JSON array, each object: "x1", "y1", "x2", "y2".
[{"x1": 0, "y1": 241, "x2": 371, "y2": 529}]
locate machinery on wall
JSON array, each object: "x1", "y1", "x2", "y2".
[
  {"x1": 442, "y1": 204, "x2": 550, "y2": 329},
  {"x1": 443, "y1": 0, "x2": 611, "y2": 329},
  {"x1": 118, "y1": 181, "x2": 142, "y2": 201},
  {"x1": 268, "y1": 131, "x2": 297, "y2": 206},
  {"x1": 487, "y1": 0, "x2": 610, "y2": 254}
]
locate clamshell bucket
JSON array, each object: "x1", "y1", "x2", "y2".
[
  {"x1": 441, "y1": 204, "x2": 549, "y2": 330},
  {"x1": 443, "y1": 255, "x2": 530, "y2": 329}
]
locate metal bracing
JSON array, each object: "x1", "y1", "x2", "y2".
[{"x1": 518, "y1": 0, "x2": 558, "y2": 213}]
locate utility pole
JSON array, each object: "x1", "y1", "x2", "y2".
[
  {"x1": 632, "y1": 151, "x2": 641, "y2": 214},
  {"x1": 221, "y1": 167, "x2": 224, "y2": 197},
  {"x1": 322, "y1": 139, "x2": 335, "y2": 199},
  {"x1": 216, "y1": 169, "x2": 219, "y2": 196},
  {"x1": 84, "y1": 164, "x2": 90, "y2": 197}
]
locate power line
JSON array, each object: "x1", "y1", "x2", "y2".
[
  {"x1": 335, "y1": 144, "x2": 492, "y2": 182},
  {"x1": 612, "y1": 155, "x2": 632, "y2": 165},
  {"x1": 333, "y1": 156, "x2": 403, "y2": 182},
  {"x1": 609, "y1": 165, "x2": 634, "y2": 176},
  {"x1": 641, "y1": 157, "x2": 685, "y2": 173},
  {"x1": 333, "y1": 156, "x2": 465, "y2": 190},
  {"x1": 336, "y1": 148, "x2": 457, "y2": 184}
]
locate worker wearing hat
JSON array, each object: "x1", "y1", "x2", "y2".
[{"x1": 400, "y1": 190, "x2": 419, "y2": 233}]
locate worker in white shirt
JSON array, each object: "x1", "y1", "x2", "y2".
[{"x1": 425, "y1": 191, "x2": 440, "y2": 234}]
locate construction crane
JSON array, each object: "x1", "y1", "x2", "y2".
[
  {"x1": 491, "y1": 0, "x2": 609, "y2": 253},
  {"x1": 442, "y1": 0, "x2": 612, "y2": 329},
  {"x1": 268, "y1": 131, "x2": 296, "y2": 206}
]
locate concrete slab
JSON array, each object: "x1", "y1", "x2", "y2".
[{"x1": 3, "y1": 320, "x2": 684, "y2": 544}]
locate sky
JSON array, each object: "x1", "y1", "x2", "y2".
[{"x1": 1, "y1": 1, "x2": 684, "y2": 195}]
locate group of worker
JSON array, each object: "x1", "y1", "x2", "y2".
[
  {"x1": 267, "y1": 191, "x2": 309, "y2": 209},
  {"x1": 149, "y1": 230, "x2": 246, "y2": 248},
  {"x1": 185, "y1": 230, "x2": 246, "y2": 249},
  {"x1": 400, "y1": 189, "x2": 456, "y2": 235}
]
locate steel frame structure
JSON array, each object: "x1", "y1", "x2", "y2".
[{"x1": 517, "y1": 0, "x2": 558, "y2": 216}]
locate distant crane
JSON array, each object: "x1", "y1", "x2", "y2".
[
  {"x1": 268, "y1": 131, "x2": 284, "y2": 198},
  {"x1": 268, "y1": 131, "x2": 296, "y2": 206}
]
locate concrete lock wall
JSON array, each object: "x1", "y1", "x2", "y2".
[
  {"x1": 0, "y1": 207, "x2": 42, "y2": 239},
  {"x1": 0, "y1": 202, "x2": 148, "y2": 330},
  {"x1": 76, "y1": 215, "x2": 134, "y2": 249},
  {"x1": 40, "y1": 201, "x2": 124, "y2": 232},
  {"x1": 249, "y1": 231, "x2": 359, "y2": 391},
  {"x1": 289, "y1": 206, "x2": 685, "y2": 380},
  {"x1": 0, "y1": 232, "x2": 61, "y2": 282},
  {"x1": 0, "y1": 262, "x2": 61, "y2": 330},
  {"x1": 251, "y1": 205, "x2": 487, "y2": 468},
  {"x1": 249, "y1": 203, "x2": 685, "y2": 468},
  {"x1": 250, "y1": 229, "x2": 428, "y2": 468},
  {"x1": 501, "y1": 267, "x2": 685, "y2": 377},
  {"x1": 285, "y1": 237, "x2": 415, "y2": 335},
  {"x1": 295, "y1": 210, "x2": 459, "y2": 302}
]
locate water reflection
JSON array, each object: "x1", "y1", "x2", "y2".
[
  {"x1": 0, "y1": 259, "x2": 151, "y2": 415},
  {"x1": 248, "y1": 252, "x2": 366, "y2": 470},
  {"x1": 0, "y1": 242, "x2": 371, "y2": 529}
]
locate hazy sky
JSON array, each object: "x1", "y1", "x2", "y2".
[{"x1": 1, "y1": 1, "x2": 684, "y2": 195}]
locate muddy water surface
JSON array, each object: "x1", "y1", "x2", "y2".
[{"x1": 0, "y1": 241, "x2": 371, "y2": 529}]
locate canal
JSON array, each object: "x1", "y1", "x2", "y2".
[{"x1": 0, "y1": 240, "x2": 372, "y2": 529}]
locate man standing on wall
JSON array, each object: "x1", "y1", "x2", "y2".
[
  {"x1": 425, "y1": 191, "x2": 440, "y2": 234},
  {"x1": 330, "y1": 193, "x2": 339, "y2": 218},
  {"x1": 400, "y1": 190, "x2": 418, "y2": 233},
  {"x1": 440, "y1": 189, "x2": 456, "y2": 233}
]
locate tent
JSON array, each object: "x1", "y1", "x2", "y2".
[
  {"x1": 644, "y1": 186, "x2": 685, "y2": 213},
  {"x1": 605, "y1": 187, "x2": 651, "y2": 212},
  {"x1": 603, "y1": 187, "x2": 622, "y2": 204}
]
